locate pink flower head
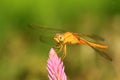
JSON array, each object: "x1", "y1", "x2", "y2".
[{"x1": 47, "y1": 48, "x2": 67, "y2": 80}]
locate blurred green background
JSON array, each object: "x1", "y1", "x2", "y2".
[{"x1": 0, "y1": 0, "x2": 120, "y2": 80}]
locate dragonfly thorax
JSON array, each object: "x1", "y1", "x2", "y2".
[{"x1": 54, "y1": 33, "x2": 64, "y2": 43}]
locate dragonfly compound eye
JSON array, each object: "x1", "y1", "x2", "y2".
[
  {"x1": 58, "y1": 36, "x2": 64, "y2": 42},
  {"x1": 54, "y1": 33, "x2": 63, "y2": 43}
]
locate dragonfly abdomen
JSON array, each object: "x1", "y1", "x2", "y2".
[
  {"x1": 77, "y1": 37, "x2": 108, "y2": 49},
  {"x1": 86, "y1": 41, "x2": 108, "y2": 49}
]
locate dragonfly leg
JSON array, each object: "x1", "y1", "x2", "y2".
[
  {"x1": 53, "y1": 43, "x2": 63, "y2": 53},
  {"x1": 61, "y1": 44, "x2": 66, "y2": 60},
  {"x1": 58, "y1": 44, "x2": 63, "y2": 53}
]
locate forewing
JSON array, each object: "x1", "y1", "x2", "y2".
[
  {"x1": 28, "y1": 24, "x2": 65, "y2": 33},
  {"x1": 29, "y1": 24, "x2": 105, "y2": 41},
  {"x1": 79, "y1": 33, "x2": 105, "y2": 41}
]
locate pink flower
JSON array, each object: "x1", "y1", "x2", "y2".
[{"x1": 47, "y1": 48, "x2": 67, "y2": 80}]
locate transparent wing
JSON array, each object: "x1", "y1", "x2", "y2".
[
  {"x1": 28, "y1": 24, "x2": 65, "y2": 33},
  {"x1": 79, "y1": 34, "x2": 105, "y2": 41},
  {"x1": 39, "y1": 35, "x2": 56, "y2": 45},
  {"x1": 28, "y1": 24, "x2": 65, "y2": 44},
  {"x1": 91, "y1": 46, "x2": 112, "y2": 61},
  {"x1": 29, "y1": 24, "x2": 105, "y2": 46},
  {"x1": 29, "y1": 24, "x2": 105, "y2": 41},
  {"x1": 78, "y1": 34, "x2": 111, "y2": 61}
]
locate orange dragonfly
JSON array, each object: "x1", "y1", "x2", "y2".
[{"x1": 29, "y1": 24, "x2": 112, "y2": 61}]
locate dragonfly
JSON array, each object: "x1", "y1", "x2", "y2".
[{"x1": 29, "y1": 24, "x2": 112, "y2": 61}]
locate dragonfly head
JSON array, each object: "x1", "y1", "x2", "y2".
[{"x1": 54, "y1": 33, "x2": 64, "y2": 43}]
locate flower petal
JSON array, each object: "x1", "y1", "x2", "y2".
[{"x1": 47, "y1": 48, "x2": 67, "y2": 80}]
